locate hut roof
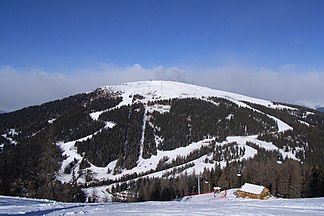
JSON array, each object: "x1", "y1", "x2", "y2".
[{"x1": 240, "y1": 183, "x2": 265, "y2": 195}]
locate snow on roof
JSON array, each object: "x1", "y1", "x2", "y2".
[{"x1": 240, "y1": 183, "x2": 265, "y2": 194}]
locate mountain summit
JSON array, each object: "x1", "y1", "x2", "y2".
[
  {"x1": 102, "y1": 80, "x2": 289, "y2": 108},
  {"x1": 1, "y1": 80, "x2": 324, "y2": 202}
]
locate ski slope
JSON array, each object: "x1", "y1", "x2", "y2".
[{"x1": 1, "y1": 194, "x2": 324, "y2": 216}]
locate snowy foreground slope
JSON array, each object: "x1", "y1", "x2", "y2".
[{"x1": 1, "y1": 192, "x2": 324, "y2": 216}]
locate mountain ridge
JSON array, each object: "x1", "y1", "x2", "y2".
[{"x1": 316, "y1": 107, "x2": 324, "y2": 112}]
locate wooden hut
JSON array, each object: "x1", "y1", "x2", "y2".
[{"x1": 234, "y1": 183, "x2": 271, "y2": 199}]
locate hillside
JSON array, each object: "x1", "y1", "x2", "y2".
[{"x1": 1, "y1": 80, "x2": 324, "y2": 202}]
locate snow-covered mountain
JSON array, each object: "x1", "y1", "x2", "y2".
[
  {"x1": 316, "y1": 107, "x2": 324, "y2": 112},
  {"x1": 1, "y1": 80, "x2": 324, "y2": 202}
]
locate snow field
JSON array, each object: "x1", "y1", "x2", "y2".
[{"x1": 1, "y1": 194, "x2": 324, "y2": 216}]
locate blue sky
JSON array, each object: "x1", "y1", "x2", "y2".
[{"x1": 1, "y1": 0, "x2": 324, "y2": 110}]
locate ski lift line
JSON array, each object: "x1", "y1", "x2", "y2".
[
  {"x1": 148, "y1": 79, "x2": 152, "y2": 94},
  {"x1": 138, "y1": 105, "x2": 149, "y2": 161},
  {"x1": 123, "y1": 96, "x2": 134, "y2": 153},
  {"x1": 161, "y1": 80, "x2": 163, "y2": 98}
]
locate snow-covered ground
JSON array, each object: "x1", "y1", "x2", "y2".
[
  {"x1": 102, "y1": 80, "x2": 297, "y2": 110},
  {"x1": 1, "y1": 192, "x2": 324, "y2": 216}
]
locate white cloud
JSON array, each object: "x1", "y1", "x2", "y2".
[
  {"x1": 187, "y1": 65, "x2": 324, "y2": 108},
  {"x1": 0, "y1": 64, "x2": 185, "y2": 111},
  {"x1": 1, "y1": 64, "x2": 324, "y2": 111}
]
